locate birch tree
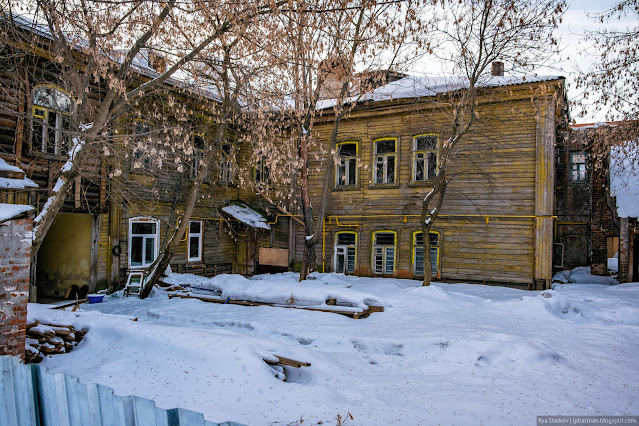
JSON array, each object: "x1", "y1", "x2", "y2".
[{"x1": 418, "y1": 0, "x2": 565, "y2": 285}]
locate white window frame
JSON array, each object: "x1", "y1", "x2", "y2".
[
  {"x1": 412, "y1": 134, "x2": 438, "y2": 183},
  {"x1": 372, "y1": 231, "x2": 396, "y2": 275},
  {"x1": 336, "y1": 141, "x2": 358, "y2": 187},
  {"x1": 128, "y1": 217, "x2": 160, "y2": 269},
  {"x1": 188, "y1": 220, "x2": 203, "y2": 262},
  {"x1": 570, "y1": 152, "x2": 587, "y2": 184},
  {"x1": 373, "y1": 138, "x2": 397, "y2": 185},
  {"x1": 32, "y1": 85, "x2": 72, "y2": 156},
  {"x1": 334, "y1": 231, "x2": 357, "y2": 274}
]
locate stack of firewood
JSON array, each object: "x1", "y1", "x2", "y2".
[{"x1": 25, "y1": 320, "x2": 87, "y2": 363}]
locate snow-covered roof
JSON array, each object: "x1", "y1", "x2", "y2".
[
  {"x1": 0, "y1": 158, "x2": 25, "y2": 173},
  {"x1": 317, "y1": 74, "x2": 563, "y2": 110},
  {"x1": 610, "y1": 141, "x2": 639, "y2": 218},
  {"x1": 0, "y1": 176, "x2": 38, "y2": 190},
  {"x1": 5, "y1": 13, "x2": 221, "y2": 102},
  {"x1": 0, "y1": 203, "x2": 34, "y2": 223},
  {"x1": 222, "y1": 204, "x2": 271, "y2": 230}
]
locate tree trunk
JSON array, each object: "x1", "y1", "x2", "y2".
[{"x1": 421, "y1": 174, "x2": 447, "y2": 286}]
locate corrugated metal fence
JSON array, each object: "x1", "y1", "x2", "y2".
[{"x1": 1, "y1": 356, "x2": 243, "y2": 426}]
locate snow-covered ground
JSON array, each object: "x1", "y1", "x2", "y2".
[{"x1": 29, "y1": 273, "x2": 639, "y2": 425}]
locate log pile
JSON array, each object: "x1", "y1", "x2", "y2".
[{"x1": 25, "y1": 320, "x2": 87, "y2": 363}]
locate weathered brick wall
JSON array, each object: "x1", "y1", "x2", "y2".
[
  {"x1": 0, "y1": 218, "x2": 32, "y2": 359},
  {"x1": 554, "y1": 129, "x2": 592, "y2": 270}
]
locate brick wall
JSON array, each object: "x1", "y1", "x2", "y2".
[{"x1": 0, "y1": 218, "x2": 33, "y2": 359}]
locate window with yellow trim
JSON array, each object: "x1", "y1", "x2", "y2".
[
  {"x1": 32, "y1": 85, "x2": 72, "y2": 155},
  {"x1": 372, "y1": 231, "x2": 396, "y2": 274},
  {"x1": 334, "y1": 231, "x2": 357, "y2": 274},
  {"x1": 413, "y1": 231, "x2": 439, "y2": 276},
  {"x1": 413, "y1": 134, "x2": 438, "y2": 182},
  {"x1": 373, "y1": 138, "x2": 396, "y2": 184},
  {"x1": 336, "y1": 142, "x2": 357, "y2": 187}
]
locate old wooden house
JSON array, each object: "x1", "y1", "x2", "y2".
[
  {"x1": 295, "y1": 70, "x2": 568, "y2": 289},
  {"x1": 1, "y1": 13, "x2": 580, "y2": 296},
  {"x1": 0, "y1": 16, "x2": 293, "y2": 300}
]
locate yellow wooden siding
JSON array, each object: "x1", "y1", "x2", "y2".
[{"x1": 300, "y1": 81, "x2": 562, "y2": 285}]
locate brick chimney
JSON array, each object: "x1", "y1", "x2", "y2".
[{"x1": 491, "y1": 61, "x2": 504, "y2": 77}]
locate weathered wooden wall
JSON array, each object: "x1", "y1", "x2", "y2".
[{"x1": 299, "y1": 81, "x2": 564, "y2": 286}]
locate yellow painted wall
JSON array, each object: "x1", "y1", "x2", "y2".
[{"x1": 37, "y1": 213, "x2": 92, "y2": 297}]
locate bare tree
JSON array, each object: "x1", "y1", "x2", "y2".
[
  {"x1": 575, "y1": 0, "x2": 639, "y2": 174},
  {"x1": 262, "y1": 0, "x2": 420, "y2": 281},
  {"x1": 3, "y1": 0, "x2": 282, "y2": 261},
  {"x1": 418, "y1": 0, "x2": 565, "y2": 285}
]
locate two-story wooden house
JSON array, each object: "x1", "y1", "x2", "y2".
[{"x1": 295, "y1": 72, "x2": 568, "y2": 289}]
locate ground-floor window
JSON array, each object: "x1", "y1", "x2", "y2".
[
  {"x1": 334, "y1": 231, "x2": 357, "y2": 274},
  {"x1": 129, "y1": 217, "x2": 159, "y2": 268},
  {"x1": 413, "y1": 231, "x2": 439, "y2": 277},
  {"x1": 372, "y1": 231, "x2": 396, "y2": 274},
  {"x1": 188, "y1": 220, "x2": 203, "y2": 262}
]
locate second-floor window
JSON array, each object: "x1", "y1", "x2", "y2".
[
  {"x1": 254, "y1": 157, "x2": 271, "y2": 186},
  {"x1": 570, "y1": 152, "x2": 587, "y2": 183},
  {"x1": 373, "y1": 138, "x2": 396, "y2": 184},
  {"x1": 132, "y1": 120, "x2": 155, "y2": 170},
  {"x1": 220, "y1": 143, "x2": 234, "y2": 184},
  {"x1": 413, "y1": 134, "x2": 438, "y2": 182},
  {"x1": 190, "y1": 134, "x2": 207, "y2": 181},
  {"x1": 32, "y1": 85, "x2": 72, "y2": 156},
  {"x1": 336, "y1": 142, "x2": 357, "y2": 187}
]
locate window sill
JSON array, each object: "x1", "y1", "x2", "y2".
[
  {"x1": 368, "y1": 183, "x2": 400, "y2": 190},
  {"x1": 29, "y1": 150, "x2": 67, "y2": 161},
  {"x1": 332, "y1": 185, "x2": 361, "y2": 192},
  {"x1": 407, "y1": 181, "x2": 435, "y2": 188}
]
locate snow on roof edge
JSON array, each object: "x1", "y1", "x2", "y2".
[
  {"x1": 317, "y1": 74, "x2": 564, "y2": 110},
  {"x1": 0, "y1": 203, "x2": 34, "y2": 223}
]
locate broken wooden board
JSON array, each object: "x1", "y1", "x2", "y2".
[
  {"x1": 51, "y1": 299, "x2": 89, "y2": 310},
  {"x1": 168, "y1": 292, "x2": 383, "y2": 319},
  {"x1": 263, "y1": 355, "x2": 311, "y2": 368}
]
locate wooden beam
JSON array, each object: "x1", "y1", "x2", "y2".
[
  {"x1": 168, "y1": 292, "x2": 380, "y2": 319},
  {"x1": 264, "y1": 355, "x2": 311, "y2": 368}
]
